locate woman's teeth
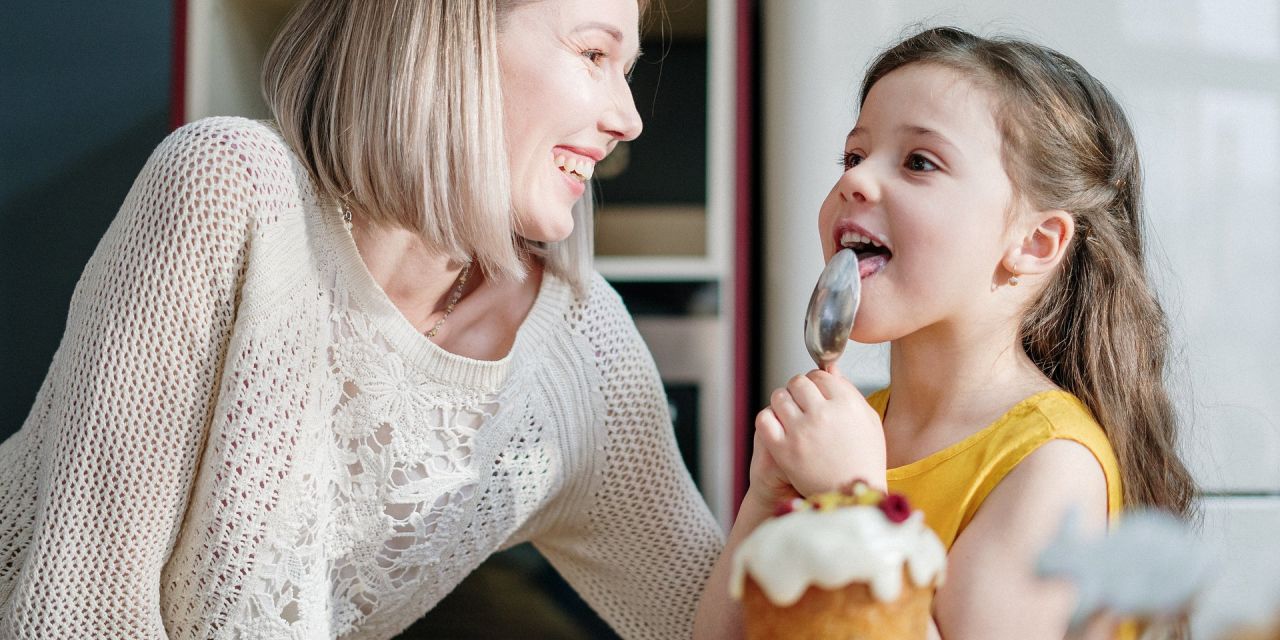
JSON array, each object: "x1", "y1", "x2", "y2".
[{"x1": 555, "y1": 155, "x2": 594, "y2": 182}]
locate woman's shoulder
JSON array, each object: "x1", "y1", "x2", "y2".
[
  {"x1": 542, "y1": 270, "x2": 654, "y2": 366},
  {"x1": 107, "y1": 117, "x2": 317, "y2": 300},
  {"x1": 149, "y1": 117, "x2": 300, "y2": 195},
  {"x1": 570, "y1": 271, "x2": 664, "y2": 351},
  {"x1": 558, "y1": 271, "x2": 632, "y2": 329},
  {"x1": 588, "y1": 271, "x2": 629, "y2": 312},
  {"x1": 135, "y1": 117, "x2": 311, "y2": 234},
  {"x1": 160, "y1": 116, "x2": 292, "y2": 163}
]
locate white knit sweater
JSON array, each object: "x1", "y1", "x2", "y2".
[{"x1": 0, "y1": 117, "x2": 724, "y2": 639}]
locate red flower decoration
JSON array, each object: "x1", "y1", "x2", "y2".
[{"x1": 878, "y1": 493, "x2": 912, "y2": 524}]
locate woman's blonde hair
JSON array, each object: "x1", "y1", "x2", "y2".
[{"x1": 262, "y1": 0, "x2": 639, "y2": 288}]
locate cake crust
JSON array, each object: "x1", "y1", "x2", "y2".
[{"x1": 743, "y1": 569, "x2": 934, "y2": 640}]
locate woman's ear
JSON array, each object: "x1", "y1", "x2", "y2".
[{"x1": 1003, "y1": 209, "x2": 1075, "y2": 279}]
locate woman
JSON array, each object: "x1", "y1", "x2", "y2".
[{"x1": 0, "y1": 1, "x2": 723, "y2": 638}]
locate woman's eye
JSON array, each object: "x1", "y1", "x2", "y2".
[
  {"x1": 583, "y1": 49, "x2": 606, "y2": 65},
  {"x1": 906, "y1": 153, "x2": 937, "y2": 172},
  {"x1": 839, "y1": 151, "x2": 863, "y2": 170}
]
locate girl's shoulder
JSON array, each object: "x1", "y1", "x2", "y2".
[
  {"x1": 886, "y1": 388, "x2": 1119, "y2": 501},
  {"x1": 983, "y1": 389, "x2": 1124, "y2": 519},
  {"x1": 873, "y1": 387, "x2": 1105, "y2": 447},
  {"x1": 966, "y1": 389, "x2": 1116, "y2": 472},
  {"x1": 1019, "y1": 390, "x2": 1112, "y2": 450}
]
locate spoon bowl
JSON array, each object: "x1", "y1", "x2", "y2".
[{"x1": 803, "y1": 248, "x2": 861, "y2": 369}]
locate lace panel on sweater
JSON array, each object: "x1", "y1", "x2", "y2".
[{"x1": 228, "y1": 293, "x2": 499, "y2": 637}]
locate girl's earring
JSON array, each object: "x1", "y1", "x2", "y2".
[{"x1": 1008, "y1": 274, "x2": 1021, "y2": 287}]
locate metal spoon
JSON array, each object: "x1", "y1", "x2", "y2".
[{"x1": 803, "y1": 248, "x2": 861, "y2": 370}]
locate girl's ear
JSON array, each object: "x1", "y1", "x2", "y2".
[{"x1": 1003, "y1": 209, "x2": 1075, "y2": 278}]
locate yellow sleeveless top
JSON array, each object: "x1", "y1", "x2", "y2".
[
  {"x1": 872, "y1": 388, "x2": 1124, "y2": 547},
  {"x1": 873, "y1": 388, "x2": 1134, "y2": 638}
]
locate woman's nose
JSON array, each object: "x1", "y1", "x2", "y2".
[{"x1": 602, "y1": 80, "x2": 643, "y2": 142}]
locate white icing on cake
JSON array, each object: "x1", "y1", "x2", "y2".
[{"x1": 730, "y1": 506, "x2": 947, "y2": 606}]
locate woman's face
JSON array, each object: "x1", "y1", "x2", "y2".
[
  {"x1": 817, "y1": 63, "x2": 1019, "y2": 344},
  {"x1": 499, "y1": 0, "x2": 643, "y2": 243}
]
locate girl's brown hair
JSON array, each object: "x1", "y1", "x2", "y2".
[{"x1": 862, "y1": 27, "x2": 1195, "y2": 518}]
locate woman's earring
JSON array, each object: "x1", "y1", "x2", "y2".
[{"x1": 1009, "y1": 274, "x2": 1021, "y2": 287}]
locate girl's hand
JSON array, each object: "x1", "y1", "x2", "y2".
[
  {"x1": 755, "y1": 369, "x2": 887, "y2": 495},
  {"x1": 746, "y1": 425, "x2": 802, "y2": 513}
]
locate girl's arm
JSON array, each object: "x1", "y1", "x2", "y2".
[
  {"x1": 693, "y1": 425, "x2": 801, "y2": 639},
  {"x1": 695, "y1": 368, "x2": 887, "y2": 638},
  {"x1": 692, "y1": 485, "x2": 772, "y2": 640},
  {"x1": 933, "y1": 439, "x2": 1109, "y2": 639}
]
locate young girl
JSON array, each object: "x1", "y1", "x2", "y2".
[{"x1": 696, "y1": 26, "x2": 1195, "y2": 638}]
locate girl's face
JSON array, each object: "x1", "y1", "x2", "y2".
[
  {"x1": 818, "y1": 63, "x2": 1020, "y2": 343},
  {"x1": 499, "y1": 0, "x2": 643, "y2": 243}
]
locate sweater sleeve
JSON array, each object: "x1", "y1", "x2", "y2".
[
  {"x1": 0, "y1": 120, "x2": 256, "y2": 638},
  {"x1": 534, "y1": 275, "x2": 725, "y2": 640}
]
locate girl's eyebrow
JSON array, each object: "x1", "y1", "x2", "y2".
[
  {"x1": 900, "y1": 125, "x2": 963, "y2": 158},
  {"x1": 847, "y1": 125, "x2": 964, "y2": 159}
]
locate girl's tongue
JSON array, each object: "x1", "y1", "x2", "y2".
[
  {"x1": 860, "y1": 250, "x2": 890, "y2": 279},
  {"x1": 857, "y1": 251, "x2": 890, "y2": 279}
]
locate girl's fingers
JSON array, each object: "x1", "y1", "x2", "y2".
[
  {"x1": 770, "y1": 387, "x2": 803, "y2": 424},
  {"x1": 786, "y1": 373, "x2": 825, "y2": 410},
  {"x1": 755, "y1": 407, "x2": 785, "y2": 444},
  {"x1": 807, "y1": 367, "x2": 861, "y2": 401}
]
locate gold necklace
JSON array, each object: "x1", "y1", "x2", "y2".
[
  {"x1": 341, "y1": 206, "x2": 473, "y2": 340},
  {"x1": 424, "y1": 261, "x2": 473, "y2": 339}
]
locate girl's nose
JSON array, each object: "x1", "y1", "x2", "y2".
[{"x1": 837, "y1": 164, "x2": 880, "y2": 204}]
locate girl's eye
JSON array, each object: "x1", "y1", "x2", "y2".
[
  {"x1": 583, "y1": 49, "x2": 606, "y2": 65},
  {"x1": 906, "y1": 153, "x2": 937, "y2": 172},
  {"x1": 839, "y1": 151, "x2": 864, "y2": 170}
]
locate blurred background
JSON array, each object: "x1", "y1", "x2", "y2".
[{"x1": 2, "y1": 0, "x2": 1277, "y2": 637}]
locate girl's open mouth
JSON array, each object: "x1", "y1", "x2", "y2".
[{"x1": 837, "y1": 228, "x2": 892, "y2": 279}]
